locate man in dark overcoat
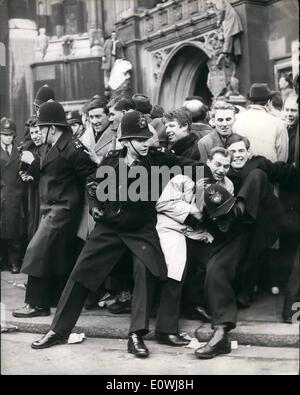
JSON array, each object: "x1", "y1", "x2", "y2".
[
  {"x1": 30, "y1": 111, "x2": 198, "y2": 357},
  {"x1": 0, "y1": 118, "x2": 25, "y2": 273},
  {"x1": 13, "y1": 101, "x2": 97, "y2": 317},
  {"x1": 19, "y1": 117, "x2": 44, "y2": 241},
  {"x1": 194, "y1": 133, "x2": 298, "y2": 359}
]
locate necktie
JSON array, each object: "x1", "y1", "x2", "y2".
[{"x1": 5, "y1": 146, "x2": 11, "y2": 157}]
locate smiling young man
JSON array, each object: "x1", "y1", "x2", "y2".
[
  {"x1": 164, "y1": 109, "x2": 200, "y2": 160},
  {"x1": 198, "y1": 100, "x2": 235, "y2": 163},
  {"x1": 87, "y1": 95, "x2": 110, "y2": 143},
  {"x1": 30, "y1": 110, "x2": 199, "y2": 358}
]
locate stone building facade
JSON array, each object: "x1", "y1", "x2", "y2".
[{"x1": 0, "y1": 0, "x2": 298, "y2": 140}]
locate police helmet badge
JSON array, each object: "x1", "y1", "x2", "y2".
[{"x1": 137, "y1": 114, "x2": 147, "y2": 129}]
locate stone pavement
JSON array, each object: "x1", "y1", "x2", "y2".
[{"x1": 1, "y1": 271, "x2": 299, "y2": 348}]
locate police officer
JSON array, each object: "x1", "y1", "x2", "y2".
[
  {"x1": 13, "y1": 100, "x2": 97, "y2": 318},
  {"x1": 30, "y1": 111, "x2": 197, "y2": 357},
  {"x1": 66, "y1": 110, "x2": 85, "y2": 139},
  {"x1": 0, "y1": 118, "x2": 25, "y2": 273},
  {"x1": 24, "y1": 85, "x2": 55, "y2": 150}
]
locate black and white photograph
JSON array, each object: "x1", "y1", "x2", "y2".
[{"x1": 0, "y1": 0, "x2": 299, "y2": 377}]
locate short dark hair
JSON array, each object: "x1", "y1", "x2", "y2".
[
  {"x1": 164, "y1": 109, "x2": 192, "y2": 131},
  {"x1": 208, "y1": 147, "x2": 230, "y2": 160},
  {"x1": 270, "y1": 92, "x2": 283, "y2": 111},
  {"x1": 225, "y1": 133, "x2": 251, "y2": 150}
]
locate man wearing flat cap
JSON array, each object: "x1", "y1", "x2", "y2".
[
  {"x1": 0, "y1": 118, "x2": 25, "y2": 274},
  {"x1": 30, "y1": 110, "x2": 200, "y2": 357},
  {"x1": 233, "y1": 83, "x2": 289, "y2": 162}
]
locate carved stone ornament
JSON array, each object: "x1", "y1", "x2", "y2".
[{"x1": 145, "y1": 16, "x2": 154, "y2": 33}]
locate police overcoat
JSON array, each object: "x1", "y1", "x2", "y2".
[{"x1": 21, "y1": 132, "x2": 97, "y2": 277}]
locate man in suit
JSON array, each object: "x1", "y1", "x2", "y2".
[
  {"x1": 198, "y1": 100, "x2": 235, "y2": 163},
  {"x1": 12, "y1": 101, "x2": 97, "y2": 318},
  {"x1": 30, "y1": 111, "x2": 198, "y2": 357},
  {"x1": 0, "y1": 118, "x2": 25, "y2": 274}
]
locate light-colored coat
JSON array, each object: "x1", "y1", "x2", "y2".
[{"x1": 156, "y1": 174, "x2": 234, "y2": 281}]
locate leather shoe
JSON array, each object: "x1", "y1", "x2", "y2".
[
  {"x1": 195, "y1": 327, "x2": 231, "y2": 359},
  {"x1": 31, "y1": 330, "x2": 67, "y2": 349},
  {"x1": 128, "y1": 333, "x2": 149, "y2": 358},
  {"x1": 108, "y1": 291, "x2": 131, "y2": 314},
  {"x1": 12, "y1": 304, "x2": 50, "y2": 318},
  {"x1": 156, "y1": 333, "x2": 190, "y2": 347}
]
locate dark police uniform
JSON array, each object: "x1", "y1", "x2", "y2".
[
  {"x1": 49, "y1": 145, "x2": 197, "y2": 338},
  {"x1": 20, "y1": 132, "x2": 97, "y2": 307}
]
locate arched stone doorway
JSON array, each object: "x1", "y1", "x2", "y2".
[{"x1": 156, "y1": 42, "x2": 212, "y2": 111}]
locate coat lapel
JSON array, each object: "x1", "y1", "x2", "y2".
[{"x1": 40, "y1": 132, "x2": 71, "y2": 169}]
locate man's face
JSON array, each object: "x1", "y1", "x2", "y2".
[
  {"x1": 165, "y1": 119, "x2": 188, "y2": 144},
  {"x1": 207, "y1": 152, "x2": 231, "y2": 182},
  {"x1": 214, "y1": 109, "x2": 235, "y2": 137},
  {"x1": 283, "y1": 96, "x2": 298, "y2": 126},
  {"x1": 0, "y1": 134, "x2": 13, "y2": 146},
  {"x1": 88, "y1": 108, "x2": 107, "y2": 133},
  {"x1": 70, "y1": 123, "x2": 83, "y2": 136},
  {"x1": 40, "y1": 125, "x2": 54, "y2": 144},
  {"x1": 109, "y1": 105, "x2": 124, "y2": 126},
  {"x1": 227, "y1": 141, "x2": 250, "y2": 169},
  {"x1": 30, "y1": 126, "x2": 43, "y2": 146},
  {"x1": 125, "y1": 138, "x2": 151, "y2": 159}
]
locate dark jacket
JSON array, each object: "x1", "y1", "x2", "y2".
[
  {"x1": 170, "y1": 134, "x2": 200, "y2": 160},
  {"x1": 0, "y1": 144, "x2": 25, "y2": 239},
  {"x1": 21, "y1": 132, "x2": 97, "y2": 277},
  {"x1": 87, "y1": 146, "x2": 199, "y2": 232}
]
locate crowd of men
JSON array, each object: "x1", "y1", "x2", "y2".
[{"x1": 0, "y1": 75, "x2": 299, "y2": 360}]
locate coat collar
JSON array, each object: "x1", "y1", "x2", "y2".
[
  {"x1": 41, "y1": 131, "x2": 72, "y2": 169},
  {"x1": 0, "y1": 143, "x2": 19, "y2": 165},
  {"x1": 171, "y1": 133, "x2": 198, "y2": 155}
]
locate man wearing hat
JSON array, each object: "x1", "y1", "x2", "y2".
[
  {"x1": 87, "y1": 95, "x2": 110, "y2": 143},
  {"x1": 30, "y1": 110, "x2": 199, "y2": 356},
  {"x1": 233, "y1": 83, "x2": 289, "y2": 162},
  {"x1": 13, "y1": 100, "x2": 97, "y2": 318},
  {"x1": 24, "y1": 85, "x2": 55, "y2": 150},
  {"x1": 0, "y1": 118, "x2": 25, "y2": 274},
  {"x1": 66, "y1": 110, "x2": 84, "y2": 139}
]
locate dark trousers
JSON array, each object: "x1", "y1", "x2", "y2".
[
  {"x1": 51, "y1": 255, "x2": 156, "y2": 338},
  {"x1": 182, "y1": 238, "x2": 212, "y2": 310},
  {"x1": 0, "y1": 238, "x2": 23, "y2": 270},
  {"x1": 205, "y1": 230, "x2": 250, "y2": 330},
  {"x1": 25, "y1": 275, "x2": 69, "y2": 308},
  {"x1": 236, "y1": 169, "x2": 280, "y2": 297},
  {"x1": 283, "y1": 244, "x2": 300, "y2": 320}
]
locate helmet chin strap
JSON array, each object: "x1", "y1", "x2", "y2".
[
  {"x1": 129, "y1": 139, "x2": 141, "y2": 158},
  {"x1": 45, "y1": 125, "x2": 51, "y2": 145}
]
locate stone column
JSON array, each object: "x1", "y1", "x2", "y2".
[{"x1": 88, "y1": 0, "x2": 104, "y2": 56}]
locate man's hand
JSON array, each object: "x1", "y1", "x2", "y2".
[
  {"x1": 84, "y1": 147, "x2": 101, "y2": 165},
  {"x1": 20, "y1": 150, "x2": 35, "y2": 165},
  {"x1": 19, "y1": 171, "x2": 34, "y2": 182},
  {"x1": 91, "y1": 207, "x2": 103, "y2": 221},
  {"x1": 196, "y1": 177, "x2": 211, "y2": 191},
  {"x1": 87, "y1": 181, "x2": 98, "y2": 197}
]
